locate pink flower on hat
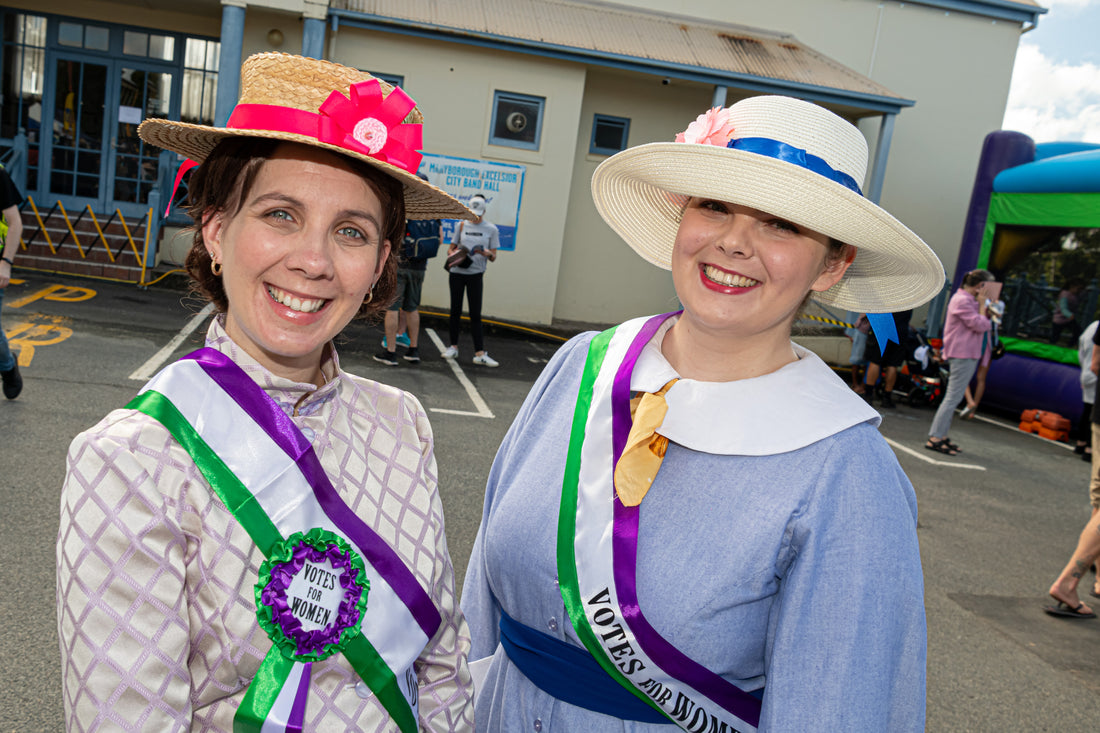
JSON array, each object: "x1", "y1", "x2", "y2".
[
  {"x1": 674, "y1": 107, "x2": 735, "y2": 146},
  {"x1": 317, "y1": 79, "x2": 424, "y2": 173}
]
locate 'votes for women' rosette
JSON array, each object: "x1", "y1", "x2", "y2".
[{"x1": 256, "y1": 529, "x2": 370, "y2": 662}]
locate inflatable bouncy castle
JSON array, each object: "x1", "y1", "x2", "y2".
[{"x1": 957, "y1": 132, "x2": 1100, "y2": 418}]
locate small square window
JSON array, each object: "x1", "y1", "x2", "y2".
[
  {"x1": 84, "y1": 25, "x2": 110, "y2": 52},
  {"x1": 124, "y1": 31, "x2": 149, "y2": 57},
  {"x1": 490, "y1": 91, "x2": 544, "y2": 151},
  {"x1": 149, "y1": 35, "x2": 175, "y2": 61},
  {"x1": 590, "y1": 114, "x2": 630, "y2": 156},
  {"x1": 58, "y1": 22, "x2": 83, "y2": 48}
]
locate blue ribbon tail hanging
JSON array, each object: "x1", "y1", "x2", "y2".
[{"x1": 867, "y1": 313, "x2": 898, "y2": 356}]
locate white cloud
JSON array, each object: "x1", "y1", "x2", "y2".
[
  {"x1": 1040, "y1": 0, "x2": 1094, "y2": 8},
  {"x1": 1002, "y1": 42, "x2": 1100, "y2": 142}
]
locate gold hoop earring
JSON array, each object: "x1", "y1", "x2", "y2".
[
  {"x1": 211, "y1": 260, "x2": 222, "y2": 276},
  {"x1": 365, "y1": 287, "x2": 374, "y2": 304}
]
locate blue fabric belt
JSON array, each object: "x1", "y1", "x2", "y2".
[
  {"x1": 500, "y1": 611, "x2": 766, "y2": 725},
  {"x1": 499, "y1": 610, "x2": 673, "y2": 723}
]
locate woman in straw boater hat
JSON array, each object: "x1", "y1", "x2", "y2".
[
  {"x1": 462, "y1": 96, "x2": 943, "y2": 731},
  {"x1": 57, "y1": 53, "x2": 475, "y2": 731}
]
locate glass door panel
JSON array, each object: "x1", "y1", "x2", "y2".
[
  {"x1": 113, "y1": 67, "x2": 172, "y2": 205},
  {"x1": 50, "y1": 58, "x2": 107, "y2": 199}
]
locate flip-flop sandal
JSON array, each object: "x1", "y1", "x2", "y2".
[
  {"x1": 1043, "y1": 600, "x2": 1097, "y2": 619},
  {"x1": 1090, "y1": 589, "x2": 1100, "y2": 599},
  {"x1": 924, "y1": 439, "x2": 958, "y2": 456}
]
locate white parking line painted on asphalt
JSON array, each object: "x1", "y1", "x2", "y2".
[
  {"x1": 129, "y1": 303, "x2": 216, "y2": 381},
  {"x1": 884, "y1": 437, "x2": 987, "y2": 471},
  {"x1": 424, "y1": 327, "x2": 495, "y2": 418}
]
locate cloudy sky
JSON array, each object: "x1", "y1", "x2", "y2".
[{"x1": 1002, "y1": 0, "x2": 1100, "y2": 142}]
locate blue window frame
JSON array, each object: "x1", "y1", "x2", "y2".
[
  {"x1": 590, "y1": 114, "x2": 630, "y2": 156},
  {"x1": 369, "y1": 71, "x2": 405, "y2": 89},
  {"x1": 489, "y1": 90, "x2": 544, "y2": 151}
]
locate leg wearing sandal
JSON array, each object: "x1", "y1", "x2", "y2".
[
  {"x1": 925, "y1": 438, "x2": 958, "y2": 456},
  {"x1": 928, "y1": 357, "x2": 979, "y2": 440}
]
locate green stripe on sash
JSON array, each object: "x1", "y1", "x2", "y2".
[
  {"x1": 344, "y1": 635, "x2": 418, "y2": 733},
  {"x1": 555, "y1": 327, "x2": 666, "y2": 718},
  {"x1": 128, "y1": 389, "x2": 419, "y2": 733},
  {"x1": 128, "y1": 390, "x2": 284, "y2": 555}
]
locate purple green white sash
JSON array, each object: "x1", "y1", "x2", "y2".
[
  {"x1": 557, "y1": 313, "x2": 763, "y2": 733},
  {"x1": 127, "y1": 348, "x2": 440, "y2": 733}
]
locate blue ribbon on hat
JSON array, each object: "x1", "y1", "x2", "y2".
[
  {"x1": 727, "y1": 137, "x2": 863, "y2": 196},
  {"x1": 867, "y1": 313, "x2": 899, "y2": 353}
]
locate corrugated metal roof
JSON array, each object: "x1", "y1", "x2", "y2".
[{"x1": 332, "y1": 0, "x2": 908, "y2": 107}]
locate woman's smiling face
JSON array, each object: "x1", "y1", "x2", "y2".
[
  {"x1": 202, "y1": 143, "x2": 391, "y2": 383},
  {"x1": 670, "y1": 198, "x2": 852, "y2": 349}
]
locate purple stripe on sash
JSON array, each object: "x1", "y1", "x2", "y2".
[
  {"x1": 287, "y1": 662, "x2": 312, "y2": 732},
  {"x1": 609, "y1": 314, "x2": 762, "y2": 726},
  {"x1": 184, "y1": 348, "x2": 441, "y2": 639}
]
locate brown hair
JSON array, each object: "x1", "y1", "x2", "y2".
[
  {"x1": 183, "y1": 137, "x2": 404, "y2": 320},
  {"x1": 962, "y1": 268, "x2": 995, "y2": 288}
]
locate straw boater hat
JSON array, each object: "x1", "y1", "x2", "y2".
[
  {"x1": 138, "y1": 52, "x2": 472, "y2": 221},
  {"x1": 590, "y1": 95, "x2": 944, "y2": 313}
]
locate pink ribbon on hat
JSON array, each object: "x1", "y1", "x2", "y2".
[{"x1": 166, "y1": 79, "x2": 423, "y2": 216}]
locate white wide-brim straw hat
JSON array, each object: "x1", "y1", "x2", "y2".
[
  {"x1": 590, "y1": 95, "x2": 944, "y2": 313},
  {"x1": 139, "y1": 52, "x2": 472, "y2": 221}
]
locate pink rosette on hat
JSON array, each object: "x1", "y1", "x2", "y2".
[
  {"x1": 674, "y1": 107, "x2": 735, "y2": 146},
  {"x1": 318, "y1": 79, "x2": 424, "y2": 175}
]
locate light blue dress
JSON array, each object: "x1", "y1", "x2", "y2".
[{"x1": 462, "y1": 321, "x2": 926, "y2": 732}]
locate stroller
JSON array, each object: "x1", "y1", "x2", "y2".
[{"x1": 892, "y1": 327, "x2": 947, "y2": 408}]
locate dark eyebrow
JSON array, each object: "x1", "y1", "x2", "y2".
[{"x1": 249, "y1": 192, "x2": 382, "y2": 228}]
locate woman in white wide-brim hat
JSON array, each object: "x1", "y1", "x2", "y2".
[
  {"x1": 462, "y1": 95, "x2": 943, "y2": 731},
  {"x1": 57, "y1": 52, "x2": 474, "y2": 731}
]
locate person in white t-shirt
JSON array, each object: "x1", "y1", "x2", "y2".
[{"x1": 443, "y1": 194, "x2": 501, "y2": 367}]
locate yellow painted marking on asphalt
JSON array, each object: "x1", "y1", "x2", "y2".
[
  {"x1": 5, "y1": 321, "x2": 75, "y2": 366},
  {"x1": 7, "y1": 283, "x2": 96, "y2": 308}
]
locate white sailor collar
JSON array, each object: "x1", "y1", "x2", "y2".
[{"x1": 628, "y1": 315, "x2": 881, "y2": 456}]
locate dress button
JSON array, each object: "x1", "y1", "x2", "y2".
[
  {"x1": 534, "y1": 718, "x2": 543, "y2": 732},
  {"x1": 355, "y1": 680, "x2": 373, "y2": 699},
  {"x1": 301, "y1": 426, "x2": 316, "y2": 442},
  {"x1": 547, "y1": 617, "x2": 558, "y2": 632}
]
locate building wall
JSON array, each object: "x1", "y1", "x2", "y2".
[
  {"x1": 3, "y1": 0, "x2": 218, "y2": 37},
  {"x1": 553, "y1": 67, "x2": 705, "y2": 324},
  {"x1": 7, "y1": 0, "x2": 1029, "y2": 327},
  {"x1": 331, "y1": 30, "x2": 587, "y2": 324},
  {"x1": 611, "y1": 0, "x2": 1026, "y2": 298}
]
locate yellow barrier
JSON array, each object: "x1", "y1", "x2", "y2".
[{"x1": 16, "y1": 197, "x2": 155, "y2": 285}]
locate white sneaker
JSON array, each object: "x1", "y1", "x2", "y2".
[
  {"x1": 442, "y1": 346, "x2": 458, "y2": 359},
  {"x1": 473, "y1": 353, "x2": 499, "y2": 367}
]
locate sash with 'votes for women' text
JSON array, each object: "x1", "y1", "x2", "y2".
[
  {"x1": 127, "y1": 348, "x2": 441, "y2": 732},
  {"x1": 556, "y1": 313, "x2": 763, "y2": 733}
]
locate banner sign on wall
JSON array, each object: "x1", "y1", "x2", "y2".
[{"x1": 418, "y1": 153, "x2": 526, "y2": 251}]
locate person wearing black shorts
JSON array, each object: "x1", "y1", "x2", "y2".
[{"x1": 863, "y1": 309, "x2": 912, "y2": 408}]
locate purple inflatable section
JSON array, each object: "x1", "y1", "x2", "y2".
[
  {"x1": 953, "y1": 130, "x2": 1034, "y2": 292},
  {"x1": 950, "y1": 131, "x2": 1088, "y2": 420},
  {"x1": 981, "y1": 353, "x2": 1083, "y2": 422}
]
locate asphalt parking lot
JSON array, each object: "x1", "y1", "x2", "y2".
[{"x1": 3, "y1": 270, "x2": 1100, "y2": 731}]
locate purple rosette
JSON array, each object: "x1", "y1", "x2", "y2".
[{"x1": 255, "y1": 528, "x2": 370, "y2": 661}]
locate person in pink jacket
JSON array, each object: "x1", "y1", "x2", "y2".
[{"x1": 925, "y1": 269, "x2": 995, "y2": 455}]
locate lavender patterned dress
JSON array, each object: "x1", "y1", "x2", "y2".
[{"x1": 57, "y1": 317, "x2": 473, "y2": 732}]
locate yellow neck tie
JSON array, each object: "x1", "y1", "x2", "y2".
[{"x1": 613, "y1": 379, "x2": 678, "y2": 507}]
